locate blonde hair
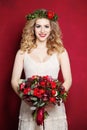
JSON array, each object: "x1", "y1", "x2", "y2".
[{"x1": 20, "y1": 13, "x2": 64, "y2": 54}]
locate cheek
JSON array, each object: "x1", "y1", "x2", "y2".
[
  {"x1": 47, "y1": 29, "x2": 51, "y2": 35},
  {"x1": 34, "y1": 28, "x2": 39, "y2": 35},
  {"x1": 47, "y1": 27, "x2": 51, "y2": 33}
]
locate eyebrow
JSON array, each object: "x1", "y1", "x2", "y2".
[{"x1": 35, "y1": 24, "x2": 50, "y2": 26}]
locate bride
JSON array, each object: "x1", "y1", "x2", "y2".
[{"x1": 11, "y1": 9, "x2": 72, "y2": 130}]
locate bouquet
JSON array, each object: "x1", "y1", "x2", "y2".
[{"x1": 18, "y1": 75, "x2": 67, "y2": 126}]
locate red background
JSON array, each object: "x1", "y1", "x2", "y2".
[{"x1": 0, "y1": 0, "x2": 87, "y2": 130}]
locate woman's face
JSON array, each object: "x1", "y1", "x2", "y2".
[{"x1": 34, "y1": 18, "x2": 51, "y2": 42}]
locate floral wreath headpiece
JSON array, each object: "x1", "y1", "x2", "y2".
[{"x1": 26, "y1": 9, "x2": 58, "y2": 22}]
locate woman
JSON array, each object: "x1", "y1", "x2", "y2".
[{"x1": 11, "y1": 9, "x2": 72, "y2": 130}]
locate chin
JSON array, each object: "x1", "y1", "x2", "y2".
[
  {"x1": 39, "y1": 39, "x2": 47, "y2": 42},
  {"x1": 38, "y1": 37, "x2": 48, "y2": 42}
]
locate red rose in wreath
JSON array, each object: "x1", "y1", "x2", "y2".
[{"x1": 47, "y1": 11, "x2": 54, "y2": 19}]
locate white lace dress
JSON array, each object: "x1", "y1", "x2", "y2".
[{"x1": 18, "y1": 52, "x2": 68, "y2": 130}]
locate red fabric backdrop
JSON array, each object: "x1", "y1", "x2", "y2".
[{"x1": 0, "y1": 0, "x2": 87, "y2": 130}]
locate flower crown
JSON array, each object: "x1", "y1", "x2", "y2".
[{"x1": 26, "y1": 10, "x2": 58, "y2": 22}]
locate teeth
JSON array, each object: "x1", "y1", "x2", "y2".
[{"x1": 39, "y1": 34, "x2": 46, "y2": 37}]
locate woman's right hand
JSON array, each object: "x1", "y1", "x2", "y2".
[{"x1": 23, "y1": 99, "x2": 33, "y2": 106}]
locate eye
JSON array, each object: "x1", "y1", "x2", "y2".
[
  {"x1": 45, "y1": 25, "x2": 50, "y2": 28},
  {"x1": 35, "y1": 25, "x2": 41, "y2": 28}
]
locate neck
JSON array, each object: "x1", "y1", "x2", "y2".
[{"x1": 36, "y1": 40, "x2": 47, "y2": 49}]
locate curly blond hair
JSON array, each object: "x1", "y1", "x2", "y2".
[{"x1": 20, "y1": 11, "x2": 64, "y2": 55}]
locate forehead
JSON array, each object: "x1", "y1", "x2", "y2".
[{"x1": 35, "y1": 18, "x2": 50, "y2": 25}]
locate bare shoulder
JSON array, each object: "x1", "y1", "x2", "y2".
[
  {"x1": 16, "y1": 49, "x2": 25, "y2": 55},
  {"x1": 56, "y1": 48, "x2": 70, "y2": 64},
  {"x1": 58, "y1": 48, "x2": 69, "y2": 58},
  {"x1": 16, "y1": 49, "x2": 25, "y2": 56},
  {"x1": 15, "y1": 49, "x2": 26, "y2": 60}
]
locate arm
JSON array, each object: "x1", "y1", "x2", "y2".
[
  {"x1": 11, "y1": 50, "x2": 24, "y2": 96},
  {"x1": 58, "y1": 49, "x2": 72, "y2": 91}
]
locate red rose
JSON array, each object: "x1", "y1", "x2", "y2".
[
  {"x1": 40, "y1": 81, "x2": 45, "y2": 87},
  {"x1": 33, "y1": 88, "x2": 42, "y2": 98},
  {"x1": 47, "y1": 11, "x2": 54, "y2": 19},
  {"x1": 33, "y1": 88, "x2": 39, "y2": 96},
  {"x1": 40, "y1": 89, "x2": 45, "y2": 94},
  {"x1": 43, "y1": 75, "x2": 49, "y2": 79},
  {"x1": 31, "y1": 75, "x2": 38, "y2": 79},
  {"x1": 51, "y1": 89, "x2": 56, "y2": 95},
  {"x1": 51, "y1": 81, "x2": 56, "y2": 89},
  {"x1": 23, "y1": 87, "x2": 30, "y2": 95},
  {"x1": 20, "y1": 82, "x2": 25, "y2": 90},
  {"x1": 49, "y1": 97, "x2": 56, "y2": 103}
]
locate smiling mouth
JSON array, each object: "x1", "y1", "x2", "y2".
[{"x1": 39, "y1": 34, "x2": 46, "y2": 37}]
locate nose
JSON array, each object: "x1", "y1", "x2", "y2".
[{"x1": 40, "y1": 27, "x2": 45, "y2": 33}]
